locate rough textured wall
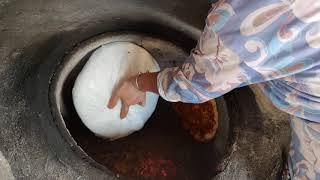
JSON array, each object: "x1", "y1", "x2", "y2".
[
  {"x1": 0, "y1": 0, "x2": 290, "y2": 179},
  {"x1": 0, "y1": 0, "x2": 208, "y2": 179}
]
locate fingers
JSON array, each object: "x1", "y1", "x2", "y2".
[
  {"x1": 108, "y1": 91, "x2": 119, "y2": 109},
  {"x1": 120, "y1": 100, "x2": 129, "y2": 119},
  {"x1": 138, "y1": 93, "x2": 146, "y2": 107}
]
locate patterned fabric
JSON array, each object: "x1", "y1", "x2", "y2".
[
  {"x1": 157, "y1": 0, "x2": 320, "y2": 122},
  {"x1": 289, "y1": 116, "x2": 320, "y2": 179}
]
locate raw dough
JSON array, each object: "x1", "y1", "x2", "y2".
[{"x1": 72, "y1": 42, "x2": 160, "y2": 140}]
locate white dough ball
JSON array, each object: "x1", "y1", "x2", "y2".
[{"x1": 72, "y1": 42, "x2": 160, "y2": 140}]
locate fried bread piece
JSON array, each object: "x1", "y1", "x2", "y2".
[{"x1": 172, "y1": 100, "x2": 219, "y2": 143}]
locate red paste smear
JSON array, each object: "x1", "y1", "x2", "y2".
[
  {"x1": 113, "y1": 152, "x2": 177, "y2": 179},
  {"x1": 137, "y1": 158, "x2": 177, "y2": 179}
]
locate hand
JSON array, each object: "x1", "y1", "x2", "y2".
[{"x1": 107, "y1": 76, "x2": 146, "y2": 119}]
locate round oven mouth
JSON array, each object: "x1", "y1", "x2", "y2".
[{"x1": 49, "y1": 32, "x2": 230, "y2": 180}]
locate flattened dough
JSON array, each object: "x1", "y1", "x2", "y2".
[{"x1": 72, "y1": 42, "x2": 160, "y2": 139}]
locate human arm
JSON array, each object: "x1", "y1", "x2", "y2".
[{"x1": 109, "y1": 0, "x2": 319, "y2": 118}]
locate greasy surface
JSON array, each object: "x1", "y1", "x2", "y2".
[
  {"x1": 172, "y1": 100, "x2": 219, "y2": 142},
  {"x1": 0, "y1": 0, "x2": 291, "y2": 179},
  {"x1": 68, "y1": 99, "x2": 222, "y2": 180}
]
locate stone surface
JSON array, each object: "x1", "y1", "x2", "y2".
[
  {"x1": 0, "y1": 0, "x2": 208, "y2": 179},
  {"x1": 213, "y1": 86, "x2": 290, "y2": 180},
  {"x1": 0, "y1": 151, "x2": 14, "y2": 180},
  {"x1": 0, "y1": 0, "x2": 290, "y2": 179}
]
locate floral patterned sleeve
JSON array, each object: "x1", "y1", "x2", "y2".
[
  {"x1": 157, "y1": 0, "x2": 320, "y2": 121},
  {"x1": 157, "y1": 2, "x2": 247, "y2": 103}
]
